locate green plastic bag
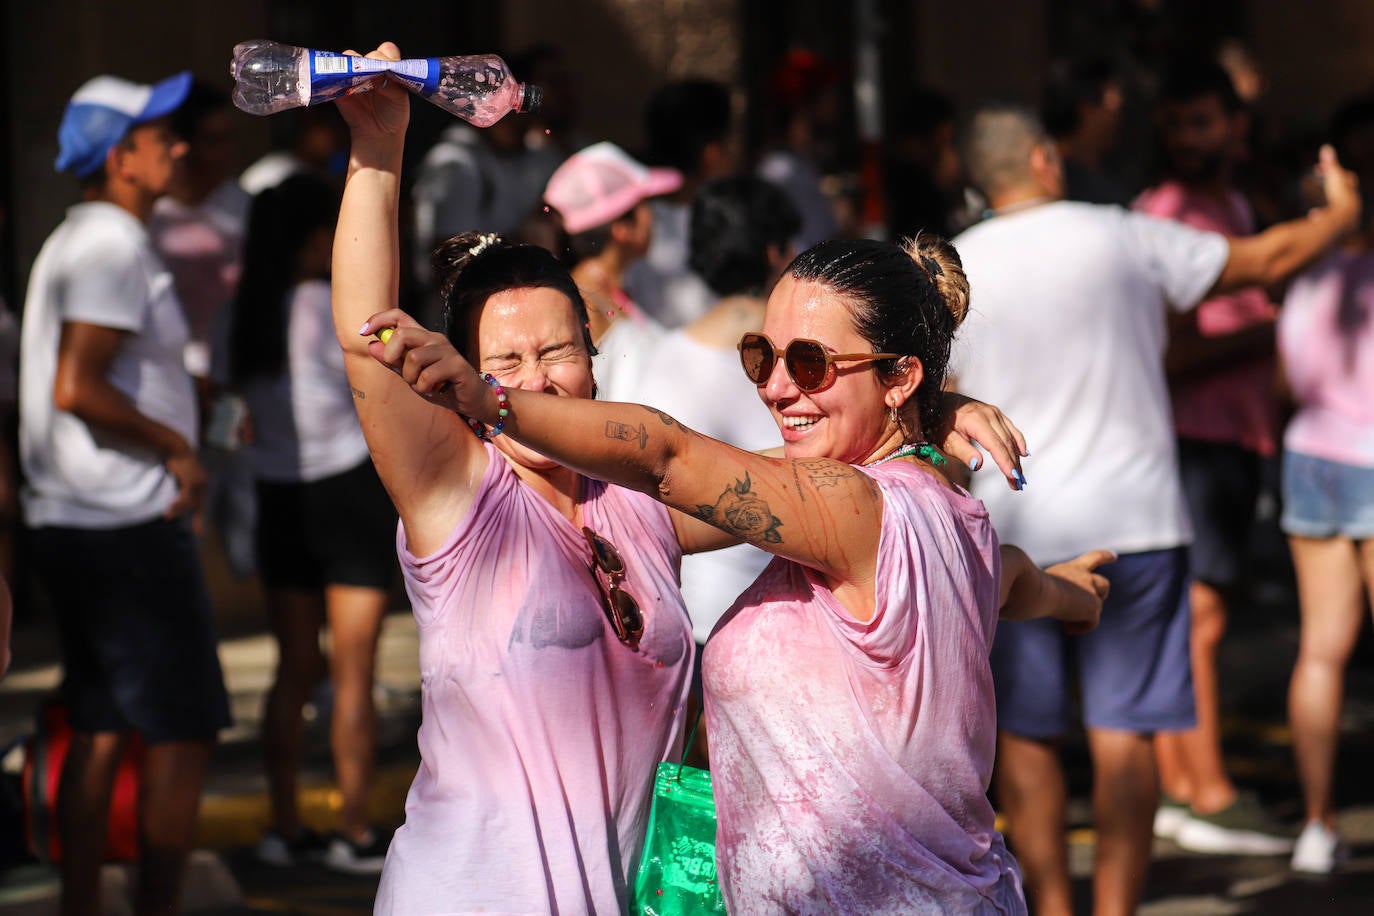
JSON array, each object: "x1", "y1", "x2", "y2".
[{"x1": 629, "y1": 760, "x2": 726, "y2": 915}]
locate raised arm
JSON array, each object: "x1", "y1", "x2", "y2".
[
  {"x1": 1210, "y1": 145, "x2": 1360, "y2": 295},
  {"x1": 331, "y1": 44, "x2": 485, "y2": 554}
]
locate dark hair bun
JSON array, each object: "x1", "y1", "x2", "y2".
[
  {"x1": 432, "y1": 231, "x2": 506, "y2": 303},
  {"x1": 905, "y1": 233, "x2": 970, "y2": 327}
]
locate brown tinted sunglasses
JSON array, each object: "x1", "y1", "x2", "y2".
[
  {"x1": 582, "y1": 527, "x2": 644, "y2": 648},
  {"x1": 737, "y1": 332, "x2": 902, "y2": 393}
]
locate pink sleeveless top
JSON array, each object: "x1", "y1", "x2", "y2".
[
  {"x1": 702, "y1": 460, "x2": 1025, "y2": 914},
  {"x1": 376, "y1": 443, "x2": 694, "y2": 914}
]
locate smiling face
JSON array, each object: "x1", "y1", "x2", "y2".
[
  {"x1": 757, "y1": 274, "x2": 914, "y2": 464},
  {"x1": 477, "y1": 286, "x2": 595, "y2": 470}
]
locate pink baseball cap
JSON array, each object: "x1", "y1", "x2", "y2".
[{"x1": 545, "y1": 142, "x2": 683, "y2": 234}]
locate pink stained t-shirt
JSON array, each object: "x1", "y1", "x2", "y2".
[
  {"x1": 1133, "y1": 181, "x2": 1278, "y2": 455},
  {"x1": 702, "y1": 460, "x2": 1026, "y2": 914},
  {"x1": 375, "y1": 443, "x2": 694, "y2": 914},
  {"x1": 1279, "y1": 249, "x2": 1374, "y2": 467}
]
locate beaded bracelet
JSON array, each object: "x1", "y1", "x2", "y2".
[{"x1": 466, "y1": 372, "x2": 510, "y2": 440}]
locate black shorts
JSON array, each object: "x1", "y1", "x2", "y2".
[
  {"x1": 1177, "y1": 437, "x2": 1262, "y2": 589},
  {"x1": 255, "y1": 459, "x2": 398, "y2": 591},
  {"x1": 32, "y1": 517, "x2": 233, "y2": 743}
]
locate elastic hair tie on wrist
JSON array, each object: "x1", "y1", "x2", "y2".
[{"x1": 466, "y1": 372, "x2": 510, "y2": 440}]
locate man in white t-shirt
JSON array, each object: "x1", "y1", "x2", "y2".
[
  {"x1": 19, "y1": 72, "x2": 232, "y2": 914},
  {"x1": 950, "y1": 104, "x2": 1359, "y2": 916}
]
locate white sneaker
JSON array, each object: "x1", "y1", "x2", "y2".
[
  {"x1": 1172, "y1": 792, "x2": 1294, "y2": 855},
  {"x1": 323, "y1": 827, "x2": 390, "y2": 875},
  {"x1": 1154, "y1": 799, "x2": 1190, "y2": 840},
  {"x1": 1291, "y1": 820, "x2": 1346, "y2": 874}
]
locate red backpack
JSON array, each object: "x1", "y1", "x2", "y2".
[{"x1": 22, "y1": 699, "x2": 144, "y2": 862}]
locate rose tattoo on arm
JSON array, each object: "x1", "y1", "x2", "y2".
[{"x1": 692, "y1": 472, "x2": 784, "y2": 544}]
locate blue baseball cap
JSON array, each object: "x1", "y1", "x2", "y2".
[{"x1": 55, "y1": 71, "x2": 193, "y2": 178}]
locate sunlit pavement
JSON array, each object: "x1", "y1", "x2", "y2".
[{"x1": 3, "y1": 543, "x2": 1374, "y2": 913}]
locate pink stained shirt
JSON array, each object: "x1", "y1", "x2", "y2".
[
  {"x1": 1133, "y1": 181, "x2": 1279, "y2": 455},
  {"x1": 702, "y1": 460, "x2": 1026, "y2": 914},
  {"x1": 375, "y1": 443, "x2": 694, "y2": 914},
  {"x1": 1279, "y1": 249, "x2": 1374, "y2": 467}
]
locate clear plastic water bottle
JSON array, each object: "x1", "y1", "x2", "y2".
[{"x1": 230, "y1": 40, "x2": 543, "y2": 127}]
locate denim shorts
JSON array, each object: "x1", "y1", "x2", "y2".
[
  {"x1": 1281, "y1": 450, "x2": 1374, "y2": 539},
  {"x1": 991, "y1": 547, "x2": 1196, "y2": 738}
]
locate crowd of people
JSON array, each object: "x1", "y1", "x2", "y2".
[{"x1": 2, "y1": 26, "x2": 1373, "y2": 916}]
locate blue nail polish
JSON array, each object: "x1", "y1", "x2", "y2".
[
  {"x1": 969, "y1": 455, "x2": 981, "y2": 471},
  {"x1": 1015, "y1": 469, "x2": 1027, "y2": 488}
]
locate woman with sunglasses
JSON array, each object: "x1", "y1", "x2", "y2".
[{"x1": 330, "y1": 47, "x2": 1050, "y2": 912}]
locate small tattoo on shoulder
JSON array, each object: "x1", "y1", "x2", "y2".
[
  {"x1": 605, "y1": 420, "x2": 650, "y2": 450},
  {"x1": 796, "y1": 458, "x2": 853, "y2": 489},
  {"x1": 351, "y1": 386, "x2": 366, "y2": 400}
]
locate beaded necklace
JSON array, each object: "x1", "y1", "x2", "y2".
[{"x1": 863, "y1": 441, "x2": 947, "y2": 468}]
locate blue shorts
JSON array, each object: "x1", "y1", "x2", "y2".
[
  {"x1": 991, "y1": 547, "x2": 1196, "y2": 738},
  {"x1": 32, "y1": 517, "x2": 233, "y2": 744},
  {"x1": 1281, "y1": 450, "x2": 1374, "y2": 540}
]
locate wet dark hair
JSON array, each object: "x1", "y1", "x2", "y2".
[
  {"x1": 786, "y1": 234, "x2": 969, "y2": 439},
  {"x1": 644, "y1": 80, "x2": 731, "y2": 176},
  {"x1": 689, "y1": 176, "x2": 800, "y2": 297},
  {"x1": 229, "y1": 173, "x2": 340, "y2": 381},
  {"x1": 1158, "y1": 60, "x2": 1242, "y2": 113},
  {"x1": 434, "y1": 230, "x2": 596, "y2": 360}
]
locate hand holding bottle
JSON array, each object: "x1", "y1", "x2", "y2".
[
  {"x1": 231, "y1": 39, "x2": 541, "y2": 127},
  {"x1": 331, "y1": 43, "x2": 411, "y2": 149}
]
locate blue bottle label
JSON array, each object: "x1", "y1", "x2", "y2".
[{"x1": 308, "y1": 51, "x2": 438, "y2": 98}]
